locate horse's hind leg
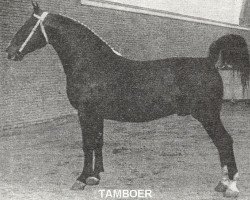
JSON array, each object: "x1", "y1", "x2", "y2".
[
  {"x1": 192, "y1": 102, "x2": 239, "y2": 197},
  {"x1": 71, "y1": 106, "x2": 103, "y2": 190}
]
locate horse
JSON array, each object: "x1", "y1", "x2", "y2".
[{"x1": 6, "y1": 2, "x2": 250, "y2": 198}]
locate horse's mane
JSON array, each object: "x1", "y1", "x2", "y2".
[{"x1": 53, "y1": 13, "x2": 122, "y2": 56}]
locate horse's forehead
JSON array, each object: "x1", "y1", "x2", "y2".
[{"x1": 16, "y1": 16, "x2": 34, "y2": 33}]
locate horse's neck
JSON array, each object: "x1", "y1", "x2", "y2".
[
  {"x1": 45, "y1": 17, "x2": 77, "y2": 75},
  {"x1": 45, "y1": 14, "x2": 114, "y2": 76}
]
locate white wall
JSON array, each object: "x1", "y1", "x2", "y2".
[{"x1": 88, "y1": 0, "x2": 243, "y2": 24}]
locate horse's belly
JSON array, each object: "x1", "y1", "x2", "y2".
[{"x1": 104, "y1": 98, "x2": 175, "y2": 122}]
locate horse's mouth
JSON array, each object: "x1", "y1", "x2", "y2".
[{"x1": 7, "y1": 52, "x2": 24, "y2": 61}]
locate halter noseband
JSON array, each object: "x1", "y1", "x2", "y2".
[{"x1": 19, "y1": 12, "x2": 49, "y2": 52}]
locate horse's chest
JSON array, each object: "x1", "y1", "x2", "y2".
[
  {"x1": 66, "y1": 79, "x2": 113, "y2": 106},
  {"x1": 67, "y1": 82, "x2": 100, "y2": 97}
]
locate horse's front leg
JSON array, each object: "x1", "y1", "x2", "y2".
[
  {"x1": 71, "y1": 107, "x2": 104, "y2": 190},
  {"x1": 94, "y1": 119, "x2": 104, "y2": 179},
  {"x1": 86, "y1": 118, "x2": 104, "y2": 186}
]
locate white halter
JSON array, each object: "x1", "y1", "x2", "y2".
[{"x1": 19, "y1": 12, "x2": 49, "y2": 52}]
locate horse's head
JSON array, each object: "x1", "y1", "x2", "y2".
[{"x1": 6, "y1": 2, "x2": 49, "y2": 61}]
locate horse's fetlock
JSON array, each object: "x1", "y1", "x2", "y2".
[{"x1": 82, "y1": 145, "x2": 96, "y2": 151}]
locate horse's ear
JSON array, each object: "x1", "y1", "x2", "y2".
[
  {"x1": 31, "y1": 0, "x2": 35, "y2": 7},
  {"x1": 31, "y1": 1, "x2": 40, "y2": 13}
]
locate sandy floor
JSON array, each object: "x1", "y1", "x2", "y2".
[{"x1": 0, "y1": 102, "x2": 249, "y2": 200}]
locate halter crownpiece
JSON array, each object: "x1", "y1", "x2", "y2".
[
  {"x1": 19, "y1": 12, "x2": 49, "y2": 52},
  {"x1": 34, "y1": 12, "x2": 49, "y2": 43}
]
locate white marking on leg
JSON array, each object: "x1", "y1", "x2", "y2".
[
  {"x1": 221, "y1": 165, "x2": 229, "y2": 186},
  {"x1": 227, "y1": 180, "x2": 239, "y2": 193},
  {"x1": 221, "y1": 178, "x2": 229, "y2": 186},
  {"x1": 222, "y1": 165, "x2": 228, "y2": 174},
  {"x1": 228, "y1": 173, "x2": 239, "y2": 192},
  {"x1": 233, "y1": 172, "x2": 239, "y2": 180}
]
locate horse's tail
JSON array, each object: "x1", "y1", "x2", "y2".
[{"x1": 209, "y1": 34, "x2": 250, "y2": 94}]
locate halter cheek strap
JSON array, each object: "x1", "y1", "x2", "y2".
[{"x1": 19, "y1": 12, "x2": 49, "y2": 52}]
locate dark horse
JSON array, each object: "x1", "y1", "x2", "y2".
[{"x1": 6, "y1": 3, "x2": 250, "y2": 198}]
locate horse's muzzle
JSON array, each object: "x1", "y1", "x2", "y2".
[{"x1": 6, "y1": 48, "x2": 24, "y2": 61}]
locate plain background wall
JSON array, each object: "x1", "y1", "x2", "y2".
[{"x1": 1, "y1": 0, "x2": 250, "y2": 130}]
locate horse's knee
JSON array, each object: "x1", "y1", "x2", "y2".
[
  {"x1": 82, "y1": 146, "x2": 94, "y2": 152},
  {"x1": 96, "y1": 132, "x2": 104, "y2": 148},
  {"x1": 82, "y1": 138, "x2": 96, "y2": 151},
  {"x1": 82, "y1": 133, "x2": 103, "y2": 151}
]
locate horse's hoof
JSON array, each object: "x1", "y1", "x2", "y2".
[
  {"x1": 86, "y1": 176, "x2": 100, "y2": 186},
  {"x1": 70, "y1": 180, "x2": 86, "y2": 190},
  {"x1": 223, "y1": 188, "x2": 239, "y2": 198},
  {"x1": 215, "y1": 181, "x2": 228, "y2": 192}
]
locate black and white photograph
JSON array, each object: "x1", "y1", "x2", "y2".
[{"x1": 1, "y1": 0, "x2": 250, "y2": 199}]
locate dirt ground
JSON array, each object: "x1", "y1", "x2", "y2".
[{"x1": 0, "y1": 102, "x2": 249, "y2": 200}]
